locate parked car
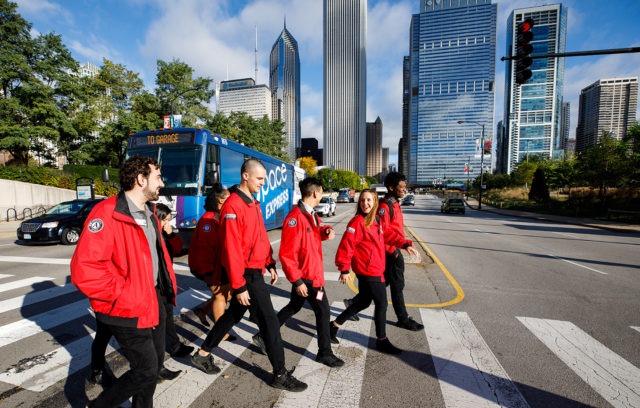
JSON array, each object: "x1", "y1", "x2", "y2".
[
  {"x1": 402, "y1": 194, "x2": 415, "y2": 206},
  {"x1": 16, "y1": 198, "x2": 104, "y2": 245},
  {"x1": 314, "y1": 196, "x2": 336, "y2": 217},
  {"x1": 441, "y1": 197, "x2": 465, "y2": 214},
  {"x1": 336, "y1": 191, "x2": 351, "y2": 203}
]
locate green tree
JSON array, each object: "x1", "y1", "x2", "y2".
[
  {"x1": 511, "y1": 161, "x2": 538, "y2": 188},
  {"x1": 623, "y1": 121, "x2": 640, "y2": 186},
  {"x1": 155, "y1": 59, "x2": 215, "y2": 126},
  {"x1": 0, "y1": 1, "x2": 78, "y2": 166},
  {"x1": 576, "y1": 132, "x2": 630, "y2": 201},
  {"x1": 528, "y1": 167, "x2": 550, "y2": 202}
]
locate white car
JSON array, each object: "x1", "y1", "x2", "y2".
[{"x1": 314, "y1": 197, "x2": 336, "y2": 217}]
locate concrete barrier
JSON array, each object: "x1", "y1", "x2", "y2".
[{"x1": 0, "y1": 179, "x2": 77, "y2": 222}]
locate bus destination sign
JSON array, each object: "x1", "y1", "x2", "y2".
[{"x1": 129, "y1": 131, "x2": 194, "y2": 148}]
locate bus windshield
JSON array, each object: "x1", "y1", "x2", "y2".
[{"x1": 129, "y1": 145, "x2": 202, "y2": 188}]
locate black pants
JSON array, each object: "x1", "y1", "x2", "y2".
[
  {"x1": 335, "y1": 276, "x2": 388, "y2": 339},
  {"x1": 92, "y1": 290, "x2": 166, "y2": 408},
  {"x1": 164, "y1": 300, "x2": 180, "y2": 354},
  {"x1": 201, "y1": 269, "x2": 286, "y2": 375},
  {"x1": 384, "y1": 250, "x2": 409, "y2": 322},
  {"x1": 277, "y1": 281, "x2": 332, "y2": 356}
]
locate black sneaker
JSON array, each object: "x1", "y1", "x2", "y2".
[
  {"x1": 157, "y1": 366, "x2": 181, "y2": 382},
  {"x1": 270, "y1": 369, "x2": 308, "y2": 392},
  {"x1": 330, "y1": 322, "x2": 340, "y2": 344},
  {"x1": 171, "y1": 343, "x2": 194, "y2": 358},
  {"x1": 396, "y1": 317, "x2": 424, "y2": 331},
  {"x1": 376, "y1": 338, "x2": 402, "y2": 355},
  {"x1": 88, "y1": 368, "x2": 103, "y2": 385},
  {"x1": 343, "y1": 298, "x2": 360, "y2": 321},
  {"x1": 316, "y1": 352, "x2": 345, "y2": 368},
  {"x1": 252, "y1": 333, "x2": 267, "y2": 355},
  {"x1": 191, "y1": 351, "x2": 221, "y2": 374}
]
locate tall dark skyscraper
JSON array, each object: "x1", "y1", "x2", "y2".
[
  {"x1": 270, "y1": 21, "x2": 301, "y2": 162},
  {"x1": 323, "y1": 0, "x2": 367, "y2": 174},
  {"x1": 409, "y1": 0, "x2": 497, "y2": 184}
]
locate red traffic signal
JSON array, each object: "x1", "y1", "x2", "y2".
[{"x1": 515, "y1": 18, "x2": 535, "y2": 85}]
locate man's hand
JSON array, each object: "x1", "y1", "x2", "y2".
[
  {"x1": 163, "y1": 223, "x2": 173, "y2": 235},
  {"x1": 295, "y1": 282, "x2": 308, "y2": 297},
  {"x1": 268, "y1": 267, "x2": 278, "y2": 285},
  {"x1": 236, "y1": 291, "x2": 251, "y2": 306},
  {"x1": 339, "y1": 272, "x2": 352, "y2": 284},
  {"x1": 326, "y1": 228, "x2": 335, "y2": 240}
]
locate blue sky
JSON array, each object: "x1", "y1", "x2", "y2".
[{"x1": 16, "y1": 0, "x2": 640, "y2": 166}]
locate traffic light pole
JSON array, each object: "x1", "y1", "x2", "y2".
[{"x1": 502, "y1": 46, "x2": 640, "y2": 61}]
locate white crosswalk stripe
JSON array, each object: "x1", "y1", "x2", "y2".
[
  {"x1": 518, "y1": 317, "x2": 640, "y2": 408},
  {"x1": 421, "y1": 309, "x2": 529, "y2": 408},
  {"x1": 0, "y1": 272, "x2": 639, "y2": 407}
]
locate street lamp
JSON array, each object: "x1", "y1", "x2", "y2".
[{"x1": 458, "y1": 120, "x2": 485, "y2": 210}]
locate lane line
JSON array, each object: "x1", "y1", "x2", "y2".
[
  {"x1": 0, "y1": 273, "x2": 13, "y2": 279},
  {"x1": 548, "y1": 254, "x2": 608, "y2": 275},
  {"x1": 0, "y1": 277, "x2": 55, "y2": 294},
  {"x1": 518, "y1": 317, "x2": 640, "y2": 408},
  {"x1": 631, "y1": 326, "x2": 640, "y2": 334},
  {"x1": 0, "y1": 256, "x2": 70, "y2": 265},
  {"x1": 422, "y1": 309, "x2": 529, "y2": 407},
  {"x1": 0, "y1": 283, "x2": 76, "y2": 314},
  {"x1": 275, "y1": 302, "x2": 374, "y2": 408}
]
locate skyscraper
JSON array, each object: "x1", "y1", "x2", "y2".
[
  {"x1": 560, "y1": 102, "x2": 571, "y2": 154},
  {"x1": 575, "y1": 77, "x2": 638, "y2": 153},
  {"x1": 270, "y1": 21, "x2": 301, "y2": 162},
  {"x1": 503, "y1": 4, "x2": 567, "y2": 174},
  {"x1": 366, "y1": 117, "x2": 383, "y2": 179},
  {"x1": 323, "y1": 0, "x2": 367, "y2": 174},
  {"x1": 409, "y1": 0, "x2": 497, "y2": 184},
  {"x1": 399, "y1": 55, "x2": 410, "y2": 177}
]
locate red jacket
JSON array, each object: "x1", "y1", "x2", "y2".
[
  {"x1": 378, "y1": 197, "x2": 412, "y2": 254},
  {"x1": 70, "y1": 193, "x2": 178, "y2": 329},
  {"x1": 335, "y1": 214, "x2": 410, "y2": 280},
  {"x1": 279, "y1": 203, "x2": 333, "y2": 288},
  {"x1": 163, "y1": 232, "x2": 183, "y2": 261},
  {"x1": 219, "y1": 188, "x2": 276, "y2": 293},
  {"x1": 188, "y1": 211, "x2": 223, "y2": 285}
]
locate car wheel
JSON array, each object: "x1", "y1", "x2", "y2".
[{"x1": 61, "y1": 227, "x2": 80, "y2": 245}]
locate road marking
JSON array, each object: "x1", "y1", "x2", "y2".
[
  {"x1": 154, "y1": 295, "x2": 290, "y2": 407},
  {"x1": 422, "y1": 309, "x2": 529, "y2": 407},
  {"x1": 548, "y1": 254, "x2": 608, "y2": 275},
  {"x1": 631, "y1": 326, "x2": 640, "y2": 334},
  {"x1": 518, "y1": 317, "x2": 640, "y2": 408},
  {"x1": 0, "y1": 273, "x2": 13, "y2": 279},
  {"x1": 0, "y1": 283, "x2": 76, "y2": 314},
  {"x1": 0, "y1": 277, "x2": 55, "y2": 293},
  {"x1": 275, "y1": 303, "x2": 374, "y2": 408},
  {"x1": 0, "y1": 298, "x2": 90, "y2": 348},
  {"x1": 0, "y1": 256, "x2": 70, "y2": 265},
  {"x1": 550, "y1": 231, "x2": 580, "y2": 238}
]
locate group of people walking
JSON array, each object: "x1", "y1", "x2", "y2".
[{"x1": 70, "y1": 155, "x2": 421, "y2": 407}]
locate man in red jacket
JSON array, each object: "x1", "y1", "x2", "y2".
[
  {"x1": 253, "y1": 177, "x2": 344, "y2": 367},
  {"x1": 71, "y1": 155, "x2": 178, "y2": 408},
  {"x1": 190, "y1": 158, "x2": 307, "y2": 392}
]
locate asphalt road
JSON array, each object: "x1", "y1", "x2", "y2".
[{"x1": 0, "y1": 194, "x2": 638, "y2": 407}]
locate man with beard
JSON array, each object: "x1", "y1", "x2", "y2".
[{"x1": 71, "y1": 155, "x2": 178, "y2": 408}]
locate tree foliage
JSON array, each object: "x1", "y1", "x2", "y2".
[
  {"x1": 297, "y1": 156, "x2": 317, "y2": 175},
  {"x1": 528, "y1": 167, "x2": 550, "y2": 202}
]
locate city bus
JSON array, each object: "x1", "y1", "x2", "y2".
[{"x1": 126, "y1": 127, "x2": 303, "y2": 245}]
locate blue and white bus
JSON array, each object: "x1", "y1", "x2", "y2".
[{"x1": 126, "y1": 127, "x2": 303, "y2": 242}]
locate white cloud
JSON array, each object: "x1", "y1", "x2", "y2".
[{"x1": 15, "y1": 0, "x2": 73, "y2": 24}]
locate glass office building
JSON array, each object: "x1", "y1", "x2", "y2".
[
  {"x1": 502, "y1": 4, "x2": 567, "y2": 174},
  {"x1": 409, "y1": 0, "x2": 497, "y2": 185},
  {"x1": 270, "y1": 22, "x2": 301, "y2": 162}
]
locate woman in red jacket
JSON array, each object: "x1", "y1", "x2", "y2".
[
  {"x1": 188, "y1": 184, "x2": 234, "y2": 341},
  {"x1": 331, "y1": 189, "x2": 419, "y2": 354}
]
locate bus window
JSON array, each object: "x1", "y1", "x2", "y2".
[
  {"x1": 158, "y1": 146, "x2": 202, "y2": 188},
  {"x1": 205, "y1": 144, "x2": 220, "y2": 189}
]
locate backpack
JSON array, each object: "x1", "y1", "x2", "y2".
[{"x1": 379, "y1": 197, "x2": 395, "y2": 221}]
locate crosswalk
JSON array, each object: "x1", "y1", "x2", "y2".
[{"x1": 0, "y1": 272, "x2": 639, "y2": 407}]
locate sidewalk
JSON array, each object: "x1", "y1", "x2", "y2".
[
  {"x1": 0, "y1": 219, "x2": 22, "y2": 240},
  {"x1": 465, "y1": 197, "x2": 640, "y2": 234}
]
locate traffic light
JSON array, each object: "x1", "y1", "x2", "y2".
[{"x1": 515, "y1": 18, "x2": 535, "y2": 85}]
